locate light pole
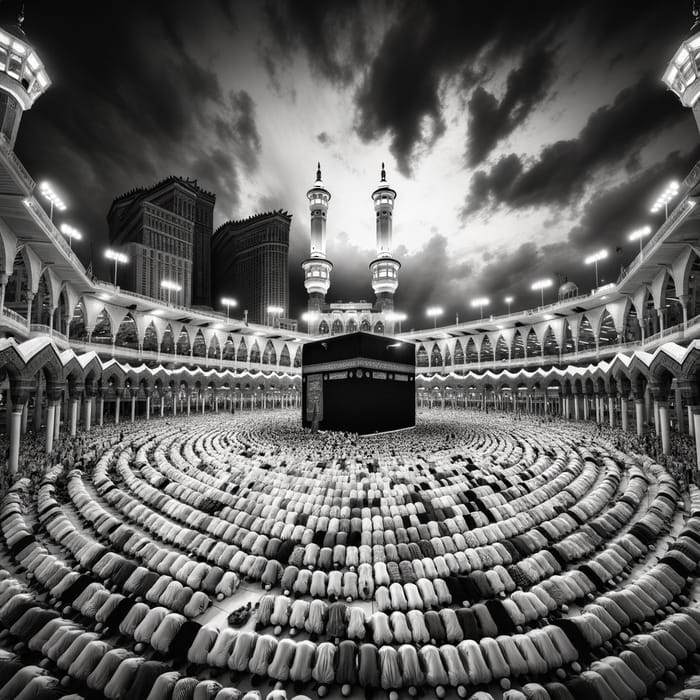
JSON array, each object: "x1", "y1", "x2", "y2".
[
  {"x1": 470, "y1": 297, "x2": 489, "y2": 320},
  {"x1": 426, "y1": 306, "x2": 443, "y2": 328},
  {"x1": 59, "y1": 223, "x2": 81, "y2": 250},
  {"x1": 650, "y1": 180, "x2": 679, "y2": 220},
  {"x1": 267, "y1": 305, "x2": 284, "y2": 328},
  {"x1": 629, "y1": 225, "x2": 652, "y2": 259},
  {"x1": 161, "y1": 279, "x2": 181, "y2": 306},
  {"x1": 222, "y1": 297, "x2": 237, "y2": 320},
  {"x1": 387, "y1": 311, "x2": 407, "y2": 334},
  {"x1": 531, "y1": 279, "x2": 552, "y2": 308},
  {"x1": 504, "y1": 296, "x2": 514, "y2": 315},
  {"x1": 584, "y1": 249, "x2": 607, "y2": 289},
  {"x1": 39, "y1": 181, "x2": 66, "y2": 222},
  {"x1": 301, "y1": 311, "x2": 318, "y2": 334},
  {"x1": 105, "y1": 249, "x2": 128, "y2": 287}
]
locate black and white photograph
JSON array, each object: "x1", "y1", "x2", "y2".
[{"x1": 0, "y1": 1, "x2": 697, "y2": 698}]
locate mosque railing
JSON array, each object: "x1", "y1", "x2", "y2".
[
  {"x1": 67, "y1": 339, "x2": 301, "y2": 375},
  {"x1": 0, "y1": 132, "x2": 34, "y2": 192}
]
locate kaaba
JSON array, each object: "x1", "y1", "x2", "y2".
[{"x1": 302, "y1": 331, "x2": 416, "y2": 434}]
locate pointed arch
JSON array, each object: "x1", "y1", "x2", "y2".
[
  {"x1": 416, "y1": 344, "x2": 429, "y2": 368},
  {"x1": 249, "y1": 340, "x2": 261, "y2": 363},
  {"x1": 430, "y1": 343, "x2": 443, "y2": 367},
  {"x1": 542, "y1": 326, "x2": 559, "y2": 357},
  {"x1": 465, "y1": 337, "x2": 478, "y2": 363},
  {"x1": 69, "y1": 300, "x2": 88, "y2": 342},
  {"x1": 263, "y1": 340, "x2": 277, "y2": 365},
  {"x1": 346, "y1": 318, "x2": 357, "y2": 333},
  {"x1": 142, "y1": 320, "x2": 158, "y2": 352},
  {"x1": 453, "y1": 339, "x2": 464, "y2": 365},
  {"x1": 114, "y1": 313, "x2": 138, "y2": 349},
  {"x1": 331, "y1": 318, "x2": 343, "y2": 335},
  {"x1": 222, "y1": 335, "x2": 235, "y2": 360},
  {"x1": 208, "y1": 333, "x2": 221, "y2": 359},
  {"x1": 443, "y1": 345, "x2": 452, "y2": 366},
  {"x1": 161, "y1": 324, "x2": 175, "y2": 354},
  {"x1": 279, "y1": 344, "x2": 291, "y2": 367},
  {"x1": 359, "y1": 318, "x2": 370, "y2": 332},
  {"x1": 31, "y1": 268, "x2": 54, "y2": 325},
  {"x1": 525, "y1": 328, "x2": 541, "y2": 356},
  {"x1": 562, "y1": 320, "x2": 575, "y2": 354},
  {"x1": 92, "y1": 308, "x2": 113, "y2": 343},
  {"x1": 176, "y1": 326, "x2": 191, "y2": 355},
  {"x1": 192, "y1": 330, "x2": 207, "y2": 357},
  {"x1": 319, "y1": 320, "x2": 330, "y2": 335},
  {"x1": 236, "y1": 337, "x2": 248, "y2": 362},
  {"x1": 293, "y1": 346, "x2": 302, "y2": 367},
  {"x1": 511, "y1": 330, "x2": 524, "y2": 359},
  {"x1": 622, "y1": 302, "x2": 642, "y2": 343},
  {"x1": 480, "y1": 336, "x2": 493, "y2": 363},
  {"x1": 598, "y1": 309, "x2": 618, "y2": 347},
  {"x1": 577, "y1": 315, "x2": 595, "y2": 350},
  {"x1": 494, "y1": 335, "x2": 508, "y2": 361},
  {"x1": 373, "y1": 320, "x2": 384, "y2": 334}
]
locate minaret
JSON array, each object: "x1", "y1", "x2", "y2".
[
  {"x1": 663, "y1": 2, "x2": 700, "y2": 133},
  {"x1": 369, "y1": 162, "x2": 400, "y2": 317},
  {"x1": 0, "y1": 10, "x2": 51, "y2": 148},
  {"x1": 302, "y1": 162, "x2": 333, "y2": 312}
]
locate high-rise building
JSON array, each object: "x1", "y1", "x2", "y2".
[
  {"x1": 107, "y1": 177, "x2": 215, "y2": 307},
  {"x1": 211, "y1": 210, "x2": 291, "y2": 325}
]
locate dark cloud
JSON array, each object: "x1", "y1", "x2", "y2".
[
  {"x1": 316, "y1": 132, "x2": 332, "y2": 145},
  {"x1": 264, "y1": 0, "x2": 369, "y2": 85},
  {"x1": 463, "y1": 74, "x2": 685, "y2": 215},
  {"x1": 466, "y1": 42, "x2": 557, "y2": 167},
  {"x1": 230, "y1": 90, "x2": 262, "y2": 171}
]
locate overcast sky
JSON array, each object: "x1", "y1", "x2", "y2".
[{"x1": 8, "y1": 1, "x2": 700, "y2": 329}]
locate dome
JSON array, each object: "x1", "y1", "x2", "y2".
[{"x1": 558, "y1": 280, "x2": 578, "y2": 300}]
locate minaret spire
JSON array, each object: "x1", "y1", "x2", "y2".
[
  {"x1": 380, "y1": 162, "x2": 386, "y2": 182},
  {"x1": 316, "y1": 161, "x2": 322, "y2": 182}
]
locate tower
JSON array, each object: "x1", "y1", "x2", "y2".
[
  {"x1": 663, "y1": 3, "x2": 700, "y2": 133},
  {"x1": 369, "y1": 162, "x2": 400, "y2": 315},
  {"x1": 0, "y1": 13, "x2": 51, "y2": 148},
  {"x1": 302, "y1": 163, "x2": 333, "y2": 312}
]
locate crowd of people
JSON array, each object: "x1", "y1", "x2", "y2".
[{"x1": 0, "y1": 408, "x2": 695, "y2": 699}]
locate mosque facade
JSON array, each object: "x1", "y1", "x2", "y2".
[{"x1": 302, "y1": 163, "x2": 402, "y2": 337}]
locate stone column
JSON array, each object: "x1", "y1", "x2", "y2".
[
  {"x1": 8, "y1": 404, "x2": 23, "y2": 476},
  {"x1": 574, "y1": 394, "x2": 581, "y2": 421},
  {"x1": 608, "y1": 394, "x2": 616, "y2": 428},
  {"x1": 45, "y1": 402, "x2": 55, "y2": 454},
  {"x1": 54, "y1": 398, "x2": 61, "y2": 440},
  {"x1": 187, "y1": 393, "x2": 191, "y2": 416},
  {"x1": 99, "y1": 395, "x2": 105, "y2": 427},
  {"x1": 84, "y1": 397, "x2": 92, "y2": 432},
  {"x1": 677, "y1": 380, "x2": 699, "y2": 435},
  {"x1": 635, "y1": 399, "x2": 644, "y2": 436},
  {"x1": 201, "y1": 393, "x2": 205, "y2": 413},
  {"x1": 689, "y1": 404, "x2": 699, "y2": 438},
  {"x1": 583, "y1": 395, "x2": 590, "y2": 421},
  {"x1": 45, "y1": 382, "x2": 63, "y2": 454},
  {"x1": 145, "y1": 390, "x2": 151, "y2": 420},
  {"x1": 659, "y1": 402, "x2": 671, "y2": 456},
  {"x1": 20, "y1": 403, "x2": 28, "y2": 435},
  {"x1": 114, "y1": 392, "x2": 121, "y2": 425},
  {"x1": 8, "y1": 380, "x2": 31, "y2": 475},
  {"x1": 620, "y1": 396, "x2": 629, "y2": 432},
  {"x1": 694, "y1": 409, "x2": 700, "y2": 469},
  {"x1": 173, "y1": 392, "x2": 177, "y2": 416},
  {"x1": 33, "y1": 374, "x2": 44, "y2": 434},
  {"x1": 69, "y1": 397, "x2": 79, "y2": 437},
  {"x1": 160, "y1": 395, "x2": 165, "y2": 417},
  {"x1": 594, "y1": 395, "x2": 601, "y2": 423},
  {"x1": 131, "y1": 393, "x2": 136, "y2": 422}
]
